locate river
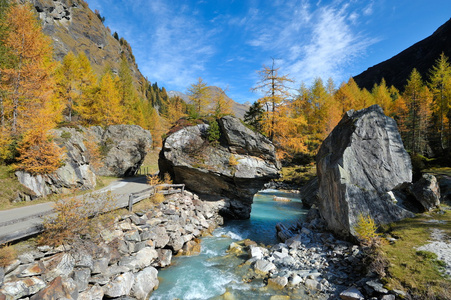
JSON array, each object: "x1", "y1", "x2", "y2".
[{"x1": 149, "y1": 189, "x2": 309, "y2": 300}]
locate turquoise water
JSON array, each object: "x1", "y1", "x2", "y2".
[{"x1": 149, "y1": 190, "x2": 308, "y2": 300}]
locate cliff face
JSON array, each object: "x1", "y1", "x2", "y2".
[
  {"x1": 29, "y1": 0, "x2": 145, "y2": 86},
  {"x1": 354, "y1": 18, "x2": 451, "y2": 91}
]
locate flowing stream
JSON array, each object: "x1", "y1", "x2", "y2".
[{"x1": 149, "y1": 190, "x2": 309, "y2": 300}]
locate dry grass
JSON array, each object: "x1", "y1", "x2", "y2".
[
  {"x1": 38, "y1": 192, "x2": 117, "y2": 247},
  {"x1": 0, "y1": 244, "x2": 17, "y2": 267},
  {"x1": 380, "y1": 208, "x2": 451, "y2": 298},
  {"x1": 423, "y1": 167, "x2": 451, "y2": 177}
]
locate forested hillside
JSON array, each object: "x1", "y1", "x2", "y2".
[
  {"x1": 245, "y1": 56, "x2": 451, "y2": 165},
  {"x1": 354, "y1": 18, "x2": 451, "y2": 92},
  {"x1": 0, "y1": 0, "x2": 240, "y2": 176}
]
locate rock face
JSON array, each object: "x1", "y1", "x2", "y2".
[
  {"x1": 317, "y1": 105, "x2": 414, "y2": 238},
  {"x1": 28, "y1": 0, "x2": 144, "y2": 87},
  {"x1": 15, "y1": 125, "x2": 151, "y2": 198},
  {"x1": 15, "y1": 127, "x2": 97, "y2": 197},
  {"x1": 159, "y1": 116, "x2": 280, "y2": 219},
  {"x1": 88, "y1": 125, "x2": 152, "y2": 177}
]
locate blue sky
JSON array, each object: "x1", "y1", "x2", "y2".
[{"x1": 87, "y1": 0, "x2": 451, "y2": 104}]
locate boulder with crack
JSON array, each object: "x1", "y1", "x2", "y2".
[
  {"x1": 159, "y1": 116, "x2": 280, "y2": 219},
  {"x1": 317, "y1": 105, "x2": 415, "y2": 238}
]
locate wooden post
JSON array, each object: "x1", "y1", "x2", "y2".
[{"x1": 128, "y1": 194, "x2": 134, "y2": 212}]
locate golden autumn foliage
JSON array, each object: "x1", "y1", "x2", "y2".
[
  {"x1": 210, "y1": 88, "x2": 233, "y2": 117},
  {"x1": 39, "y1": 192, "x2": 117, "y2": 247},
  {"x1": 76, "y1": 70, "x2": 125, "y2": 126},
  {"x1": 1, "y1": 2, "x2": 58, "y2": 134},
  {"x1": 188, "y1": 77, "x2": 210, "y2": 116},
  {"x1": 0, "y1": 2, "x2": 64, "y2": 173}
]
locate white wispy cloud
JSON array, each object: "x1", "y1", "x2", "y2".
[
  {"x1": 244, "y1": 0, "x2": 377, "y2": 87},
  {"x1": 107, "y1": 0, "x2": 218, "y2": 91}
]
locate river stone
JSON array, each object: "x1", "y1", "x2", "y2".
[
  {"x1": 92, "y1": 257, "x2": 109, "y2": 275},
  {"x1": 155, "y1": 249, "x2": 172, "y2": 268},
  {"x1": 248, "y1": 245, "x2": 265, "y2": 260},
  {"x1": 317, "y1": 105, "x2": 414, "y2": 238},
  {"x1": 254, "y1": 260, "x2": 276, "y2": 276},
  {"x1": 410, "y1": 173, "x2": 441, "y2": 211},
  {"x1": 4, "y1": 260, "x2": 20, "y2": 275},
  {"x1": 103, "y1": 272, "x2": 135, "y2": 298},
  {"x1": 304, "y1": 278, "x2": 321, "y2": 291},
  {"x1": 131, "y1": 267, "x2": 159, "y2": 300},
  {"x1": 340, "y1": 286, "x2": 365, "y2": 300},
  {"x1": 167, "y1": 232, "x2": 184, "y2": 252},
  {"x1": 17, "y1": 253, "x2": 34, "y2": 265},
  {"x1": 119, "y1": 248, "x2": 158, "y2": 271},
  {"x1": 81, "y1": 284, "x2": 104, "y2": 300},
  {"x1": 159, "y1": 116, "x2": 280, "y2": 219},
  {"x1": 267, "y1": 276, "x2": 288, "y2": 289},
  {"x1": 150, "y1": 226, "x2": 170, "y2": 248},
  {"x1": 29, "y1": 276, "x2": 76, "y2": 300},
  {"x1": 124, "y1": 230, "x2": 141, "y2": 242},
  {"x1": 72, "y1": 251, "x2": 94, "y2": 270},
  {"x1": 182, "y1": 240, "x2": 201, "y2": 256}
]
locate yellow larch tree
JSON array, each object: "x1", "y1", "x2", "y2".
[
  {"x1": 210, "y1": 88, "x2": 233, "y2": 117},
  {"x1": 76, "y1": 70, "x2": 124, "y2": 126},
  {"x1": 252, "y1": 59, "x2": 294, "y2": 142},
  {"x1": 187, "y1": 77, "x2": 209, "y2": 117},
  {"x1": 0, "y1": 2, "x2": 64, "y2": 173},
  {"x1": 165, "y1": 95, "x2": 187, "y2": 125}
]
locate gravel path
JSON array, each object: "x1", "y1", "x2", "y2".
[{"x1": 417, "y1": 227, "x2": 451, "y2": 276}]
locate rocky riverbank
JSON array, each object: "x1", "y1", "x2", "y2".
[
  {"x1": 0, "y1": 191, "x2": 224, "y2": 300},
  {"x1": 227, "y1": 208, "x2": 405, "y2": 300}
]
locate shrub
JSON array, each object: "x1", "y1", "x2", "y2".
[
  {"x1": 354, "y1": 213, "x2": 381, "y2": 247},
  {"x1": 60, "y1": 131, "x2": 72, "y2": 140},
  {"x1": 0, "y1": 244, "x2": 17, "y2": 267},
  {"x1": 354, "y1": 213, "x2": 389, "y2": 277},
  {"x1": 229, "y1": 154, "x2": 239, "y2": 166},
  {"x1": 38, "y1": 192, "x2": 117, "y2": 247},
  {"x1": 207, "y1": 120, "x2": 220, "y2": 146},
  {"x1": 147, "y1": 174, "x2": 163, "y2": 186},
  {"x1": 84, "y1": 133, "x2": 103, "y2": 171}
]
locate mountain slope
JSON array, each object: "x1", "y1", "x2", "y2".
[
  {"x1": 354, "y1": 18, "x2": 451, "y2": 91},
  {"x1": 31, "y1": 0, "x2": 145, "y2": 87},
  {"x1": 168, "y1": 87, "x2": 250, "y2": 119}
]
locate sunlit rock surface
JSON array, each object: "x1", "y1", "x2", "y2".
[
  {"x1": 159, "y1": 116, "x2": 281, "y2": 219},
  {"x1": 316, "y1": 105, "x2": 414, "y2": 238}
]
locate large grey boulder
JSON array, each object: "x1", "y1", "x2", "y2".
[
  {"x1": 159, "y1": 116, "x2": 280, "y2": 219},
  {"x1": 15, "y1": 125, "x2": 152, "y2": 198},
  {"x1": 410, "y1": 173, "x2": 441, "y2": 211},
  {"x1": 16, "y1": 127, "x2": 97, "y2": 197},
  {"x1": 317, "y1": 105, "x2": 414, "y2": 238},
  {"x1": 88, "y1": 125, "x2": 152, "y2": 177}
]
